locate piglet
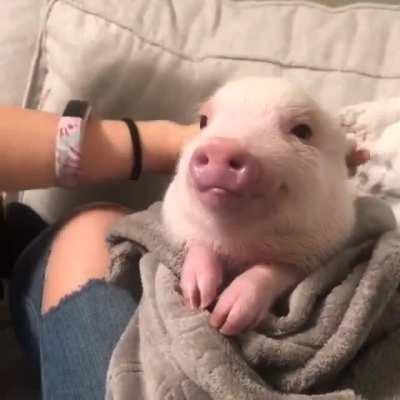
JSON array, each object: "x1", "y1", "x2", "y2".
[{"x1": 162, "y1": 77, "x2": 357, "y2": 336}]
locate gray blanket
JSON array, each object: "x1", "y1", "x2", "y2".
[{"x1": 105, "y1": 197, "x2": 400, "y2": 400}]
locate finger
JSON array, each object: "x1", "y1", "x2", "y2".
[
  {"x1": 209, "y1": 291, "x2": 237, "y2": 330},
  {"x1": 219, "y1": 302, "x2": 256, "y2": 336}
]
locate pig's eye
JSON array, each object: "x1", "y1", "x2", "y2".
[
  {"x1": 290, "y1": 124, "x2": 312, "y2": 141},
  {"x1": 200, "y1": 115, "x2": 208, "y2": 129}
]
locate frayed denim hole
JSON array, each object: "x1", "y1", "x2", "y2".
[{"x1": 40, "y1": 279, "x2": 107, "y2": 319}]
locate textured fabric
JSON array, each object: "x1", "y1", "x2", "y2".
[
  {"x1": 15, "y1": 0, "x2": 400, "y2": 223},
  {"x1": 0, "y1": 0, "x2": 44, "y2": 106},
  {"x1": 339, "y1": 99, "x2": 400, "y2": 223},
  {"x1": 105, "y1": 198, "x2": 400, "y2": 400},
  {"x1": 312, "y1": 0, "x2": 399, "y2": 4},
  {"x1": 351, "y1": 121, "x2": 400, "y2": 223}
]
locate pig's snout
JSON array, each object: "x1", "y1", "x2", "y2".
[{"x1": 189, "y1": 138, "x2": 260, "y2": 196}]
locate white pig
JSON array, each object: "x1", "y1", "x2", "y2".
[{"x1": 162, "y1": 77, "x2": 356, "y2": 336}]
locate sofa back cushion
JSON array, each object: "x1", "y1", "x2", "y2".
[{"x1": 18, "y1": 0, "x2": 400, "y2": 222}]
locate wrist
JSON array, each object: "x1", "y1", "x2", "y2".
[
  {"x1": 79, "y1": 118, "x2": 199, "y2": 184},
  {"x1": 136, "y1": 120, "x2": 198, "y2": 174},
  {"x1": 80, "y1": 118, "x2": 132, "y2": 183}
]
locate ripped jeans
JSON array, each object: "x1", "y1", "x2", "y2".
[{"x1": 9, "y1": 226, "x2": 139, "y2": 399}]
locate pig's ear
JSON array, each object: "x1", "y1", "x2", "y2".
[{"x1": 345, "y1": 139, "x2": 370, "y2": 177}]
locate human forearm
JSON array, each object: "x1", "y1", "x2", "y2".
[
  {"x1": 82, "y1": 119, "x2": 198, "y2": 180},
  {"x1": 0, "y1": 107, "x2": 197, "y2": 191},
  {"x1": 0, "y1": 107, "x2": 58, "y2": 190}
]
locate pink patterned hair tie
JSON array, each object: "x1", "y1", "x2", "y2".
[{"x1": 55, "y1": 101, "x2": 92, "y2": 187}]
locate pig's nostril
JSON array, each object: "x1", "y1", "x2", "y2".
[
  {"x1": 196, "y1": 153, "x2": 209, "y2": 166},
  {"x1": 229, "y1": 158, "x2": 244, "y2": 170}
]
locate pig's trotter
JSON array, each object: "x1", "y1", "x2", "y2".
[{"x1": 180, "y1": 243, "x2": 224, "y2": 310}]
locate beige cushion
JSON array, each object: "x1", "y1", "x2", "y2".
[
  {"x1": 0, "y1": 0, "x2": 44, "y2": 106},
  {"x1": 18, "y1": 0, "x2": 400, "y2": 222}
]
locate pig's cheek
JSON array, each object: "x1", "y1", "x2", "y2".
[
  {"x1": 283, "y1": 163, "x2": 321, "y2": 198},
  {"x1": 176, "y1": 143, "x2": 200, "y2": 185},
  {"x1": 173, "y1": 155, "x2": 195, "y2": 203}
]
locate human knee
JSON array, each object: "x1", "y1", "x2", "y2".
[
  {"x1": 41, "y1": 205, "x2": 128, "y2": 314},
  {"x1": 50, "y1": 207, "x2": 126, "y2": 256},
  {"x1": 63, "y1": 205, "x2": 128, "y2": 232},
  {"x1": 49, "y1": 205, "x2": 128, "y2": 274}
]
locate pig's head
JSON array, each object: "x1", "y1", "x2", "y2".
[{"x1": 162, "y1": 77, "x2": 355, "y2": 271}]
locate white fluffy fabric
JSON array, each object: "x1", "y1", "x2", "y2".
[{"x1": 352, "y1": 121, "x2": 400, "y2": 223}]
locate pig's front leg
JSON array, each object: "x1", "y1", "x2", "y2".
[
  {"x1": 180, "y1": 243, "x2": 224, "y2": 310},
  {"x1": 209, "y1": 263, "x2": 304, "y2": 336}
]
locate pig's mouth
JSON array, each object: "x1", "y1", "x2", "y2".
[
  {"x1": 195, "y1": 185, "x2": 247, "y2": 209},
  {"x1": 200, "y1": 190, "x2": 238, "y2": 208},
  {"x1": 201, "y1": 186, "x2": 240, "y2": 197}
]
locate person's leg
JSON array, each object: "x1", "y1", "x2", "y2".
[
  {"x1": 41, "y1": 207, "x2": 126, "y2": 313},
  {"x1": 10, "y1": 205, "x2": 139, "y2": 400}
]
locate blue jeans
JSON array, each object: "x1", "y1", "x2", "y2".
[{"x1": 9, "y1": 226, "x2": 139, "y2": 399}]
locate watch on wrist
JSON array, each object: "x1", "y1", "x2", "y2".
[{"x1": 55, "y1": 100, "x2": 92, "y2": 187}]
